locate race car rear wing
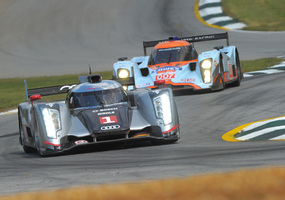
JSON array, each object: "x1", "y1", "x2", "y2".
[
  {"x1": 143, "y1": 32, "x2": 229, "y2": 56},
  {"x1": 24, "y1": 80, "x2": 77, "y2": 101},
  {"x1": 24, "y1": 74, "x2": 102, "y2": 101}
]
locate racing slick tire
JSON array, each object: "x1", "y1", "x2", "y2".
[
  {"x1": 230, "y1": 50, "x2": 242, "y2": 87},
  {"x1": 33, "y1": 116, "x2": 46, "y2": 156},
  {"x1": 219, "y1": 56, "x2": 225, "y2": 90},
  {"x1": 34, "y1": 130, "x2": 45, "y2": 156},
  {"x1": 18, "y1": 111, "x2": 36, "y2": 153}
]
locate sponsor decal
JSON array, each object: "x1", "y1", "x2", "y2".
[
  {"x1": 158, "y1": 47, "x2": 180, "y2": 51},
  {"x1": 181, "y1": 78, "x2": 195, "y2": 83},
  {"x1": 228, "y1": 60, "x2": 233, "y2": 78},
  {"x1": 92, "y1": 108, "x2": 118, "y2": 113},
  {"x1": 100, "y1": 116, "x2": 118, "y2": 124},
  {"x1": 97, "y1": 111, "x2": 115, "y2": 116},
  {"x1": 101, "y1": 125, "x2": 120, "y2": 131},
  {"x1": 60, "y1": 84, "x2": 77, "y2": 91},
  {"x1": 183, "y1": 35, "x2": 215, "y2": 42},
  {"x1": 155, "y1": 73, "x2": 175, "y2": 80},
  {"x1": 151, "y1": 66, "x2": 182, "y2": 74},
  {"x1": 87, "y1": 87, "x2": 98, "y2": 90},
  {"x1": 226, "y1": 73, "x2": 230, "y2": 80}
]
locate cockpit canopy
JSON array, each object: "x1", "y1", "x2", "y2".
[
  {"x1": 67, "y1": 83, "x2": 127, "y2": 109},
  {"x1": 148, "y1": 44, "x2": 198, "y2": 65}
]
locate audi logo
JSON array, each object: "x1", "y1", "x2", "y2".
[{"x1": 101, "y1": 125, "x2": 120, "y2": 130}]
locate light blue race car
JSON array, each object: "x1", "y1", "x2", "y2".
[{"x1": 113, "y1": 32, "x2": 242, "y2": 92}]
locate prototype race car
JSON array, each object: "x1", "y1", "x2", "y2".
[
  {"x1": 18, "y1": 74, "x2": 179, "y2": 156},
  {"x1": 113, "y1": 32, "x2": 242, "y2": 91}
]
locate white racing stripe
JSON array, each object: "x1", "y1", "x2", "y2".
[
  {"x1": 199, "y1": 0, "x2": 221, "y2": 7},
  {"x1": 199, "y1": 7, "x2": 223, "y2": 17},
  {"x1": 198, "y1": 0, "x2": 246, "y2": 29},
  {"x1": 206, "y1": 16, "x2": 232, "y2": 24},
  {"x1": 248, "y1": 69, "x2": 284, "y2": 74},
  {"x1": 269, "y1": 61, "x2": 285, "y2": 69},
  {"x1": 223, "y1": 23, "x2": 247, "y2": 29},
  {"x1": 270, "y1": 134, "x2": 285, "y2": 140},
  {"x1": 236, "y1": 125, "x2": 285, "y2": 141},
  {"x1": 242, "y1": 117, "x2": 285, "y2": 132}
]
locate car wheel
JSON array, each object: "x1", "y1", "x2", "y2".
[
  {"x1": 33, "y1": 119, "x2": 45, "y2": 156},
  {"x1": 219, "y1": 57, "x2": 225, "y2": 90},
  {"x1": 231, "y1": 50, "x2": 242, "y2": 87},
  {"x1": 35, "y1": 132, "x2": 45, "y2": 156},
  {"x1": 18, "y1": 110, "x2": 36, "y2": 153}
]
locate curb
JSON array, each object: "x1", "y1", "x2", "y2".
[
  {"x1": 243, "y1": 61, "x2": 285, "y2": 77},
  {"x1": 0, "y1": 109, "x2": 18, "y2": 116},
  {"x1": 222, "y1": 116, "x2": 285, "y2": 142},
  {"x1": 197, "y1": 0, "x2": 247, "y2": 30}
]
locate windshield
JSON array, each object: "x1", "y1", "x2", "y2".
[
  {"x1": 71, "y1": 87, "x2": 127, "y2": 108},
  {"x1": 148, "y1": 45, "x2": 197, "y2": 65}
]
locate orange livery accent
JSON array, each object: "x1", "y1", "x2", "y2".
[
  {"x1": 132, "y1": 133, "x2": 150, "y2": 138},
  {"x1": 149, "y1": 81, "x2": 201, "y2": 90},
  {"x1": 149, "y1": 60, "x2": 197, "y2": 70},
  {"x1": 154, "y1": 40, "x2": 190, "y2": 49}
]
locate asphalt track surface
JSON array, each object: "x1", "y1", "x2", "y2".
[
  {"x1": 1, "y1": 0, "x2": 285, "y2": 195},
  {"x1": 0, "y1": 0, "x2": 284, "y2": 78}
]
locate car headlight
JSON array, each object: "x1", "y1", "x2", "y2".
[
  {"x1": 118, "y1": 69, "x2": 130, "y2": 78},
  {"x1": 200, "y1": 59, "x2": 212, "y2": 84},
  {"x1": 42, "y1": 108, "x2": 61, "y2": 139},
  {"x1": 153, "y1": 93, "x2": 172, "y2": 125},
  {"x1": 201, "y1": 59, "x2": 212, "y2": 69}
]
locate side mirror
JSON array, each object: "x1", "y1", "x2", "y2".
[
  {"x1": 118, "y1": 57, "x2": 128, "y2": 61},
  {"x1": 214, "y1": 46, "x2": 224, "y2": 50},
  {"x1": 30, "y1": 94, "x2": 42, "y2": 105}
]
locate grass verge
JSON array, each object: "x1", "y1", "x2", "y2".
[
  {"x1": 222, "y1": 0, "x2": 285, "y2": 31},
  {"x1": 1, "y1": 166, "x2": 285, "y2": 200},
  {"x1": 0, "y1": 57, "x2": 284, "y2": 112},
  {"x1": 0, "y1": 71, "x2": 112, "y2": 112},
  {"x1": 241, "y1": 57, "x2": 284, "y2": 72}
]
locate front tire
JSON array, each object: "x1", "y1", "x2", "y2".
[
  {"x1": 219, "y1": 57, "x2": 225, "y2": 90},
  {"x1": 231, "y1": 50, "x2": 242, "y2": 87},
  {"x1": 18, "y1": 110, "x2": 36, "y2": 153},
  {"x1": 33, "y1": 117, "x2": 46, "y2": 156},
  {"x1": 35, "y1": 131, "x2": 45, "y2": 156}
]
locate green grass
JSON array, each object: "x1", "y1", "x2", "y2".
[
  {"x1": 0, "y1": 57, "x2": 284, "y2": 112},
  {"x1": 0, "y1": 71, "x2": 112, "y2": 112},
  {"x1": 222, "y1": 0, "x2": 285, "y2": 31},
  {"x1": 241, "y1": 57, "x2": 284, "y2": 72}
]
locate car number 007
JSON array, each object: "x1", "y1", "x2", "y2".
[{"x1": 156, "y1": 73, "x2": 175, "y2": 80}]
